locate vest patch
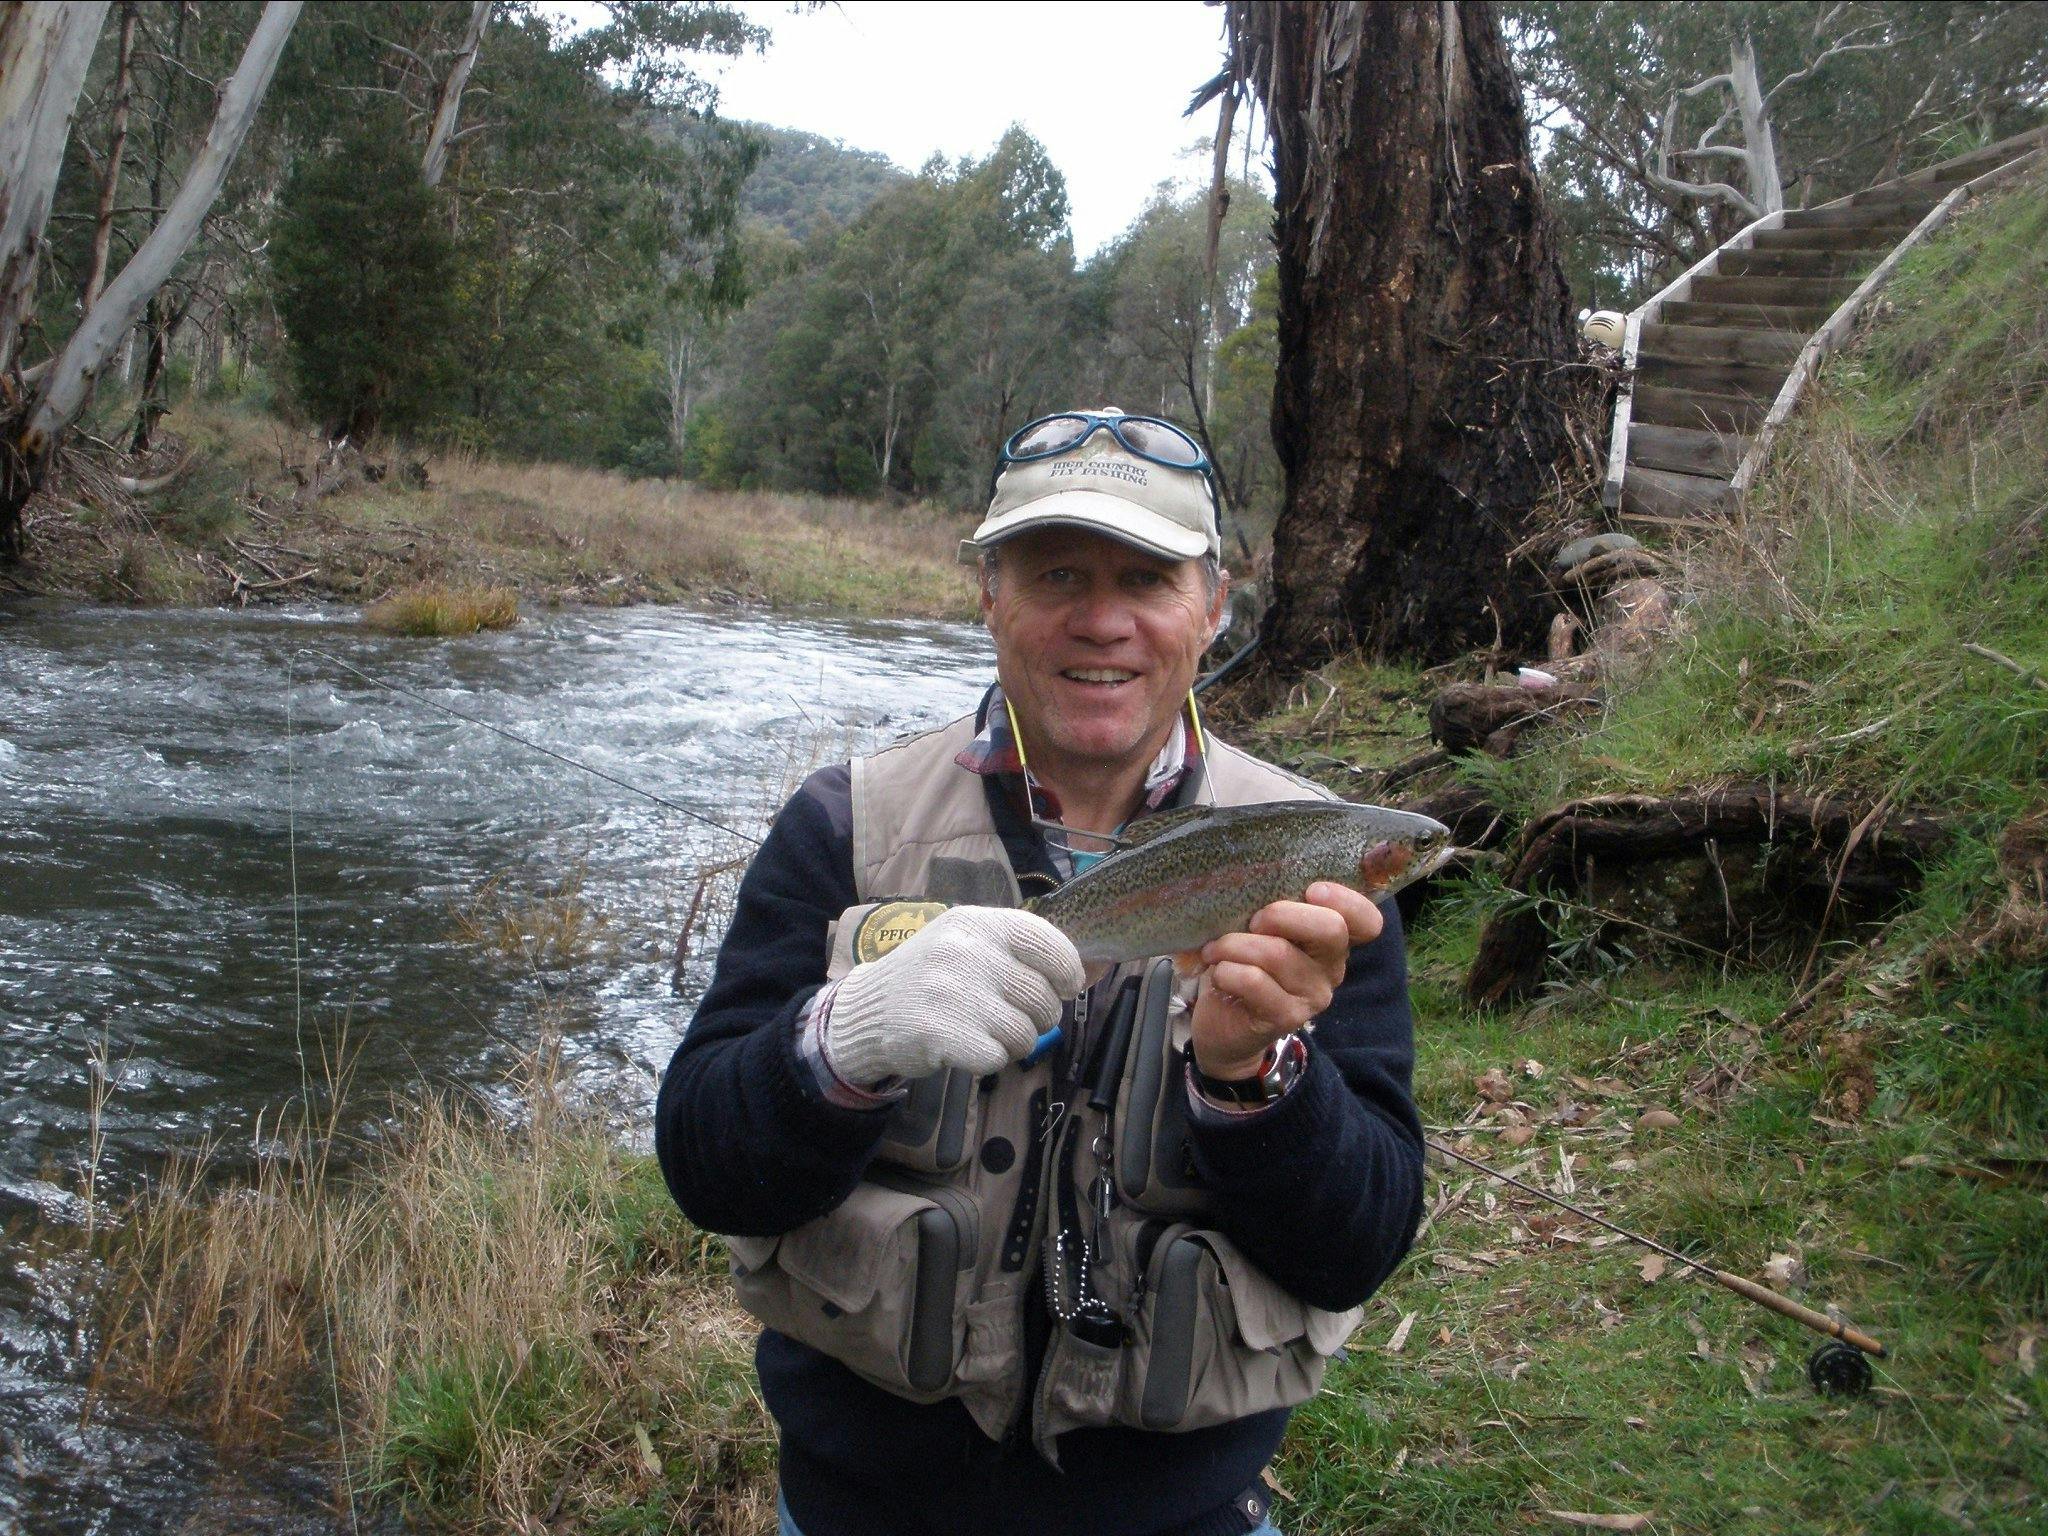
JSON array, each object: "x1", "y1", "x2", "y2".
[{"x1": 853, "y1": 900, "x2": 950, "y2": 964}]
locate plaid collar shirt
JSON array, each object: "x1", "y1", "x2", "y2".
[{"x1": 954, "y1": 683, "x2": 1198, "y2": 867}]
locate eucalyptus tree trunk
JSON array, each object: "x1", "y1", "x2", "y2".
[
  {"x1": 1, "y1": 0, "x2": 300, "y2": 559},
  {"x1": 0, "y1": 1, "x2": 111, "y2": 375},
  {"x1": 1226, "y1": 0, "x2": 1576, "y2": 670},
  {"x1": 81, "y1": 2, "x2": 137, "y2": 314},
  {"x1": 421, "y1": 0, "x2": 491, "y2": 189}
]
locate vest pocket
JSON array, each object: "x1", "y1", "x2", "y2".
[
  {"x1": 728, "y1": 1180, "x2": 972, "y2": 1400},
  {"x1": 1122, "y1": 1223, "x2": 1361, "y2": 1432},
  {"x1": 1112, "y1": 963, "x2": 1213, "y2": 1217},
  {"x1": 875, "y1": 1066, "x2": 982, "y2": 1176}
]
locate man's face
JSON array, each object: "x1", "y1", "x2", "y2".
[{"x1": 981, "y1": 526, "x2": 1226, "y2": 780}]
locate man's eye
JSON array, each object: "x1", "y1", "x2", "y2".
[{"x1": 1122, "y1": 569, "x2": 1164, "y2": 589}]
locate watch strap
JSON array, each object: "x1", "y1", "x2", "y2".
[{"x1": 1190, "y1": 1033, "x2": 1305, "y2": 1106}]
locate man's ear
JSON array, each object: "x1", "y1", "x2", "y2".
[{"x1": 1208, "y1": 567, "x2": 1231, "y2": 634}]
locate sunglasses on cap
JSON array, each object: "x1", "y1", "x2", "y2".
[{"x1": 990, "y1": 412, "x2": 1215, "y2": 499}]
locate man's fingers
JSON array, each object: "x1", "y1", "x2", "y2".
[
  {"x1": 1245, "y1": 896, "x2": 1359, "y2": 959},
  {"x1": 982, "y1": 1003, "x2": 1042, "y2": 1063},
  {"x1": 1305, "y1": 882, "x2": 1384, "y2": 945},
  {"x1": 994, "y1": 963, "x2": 1065, "y2": 1033},
  {"x1": 1205, "y1": 959, "x2": 1321, "y2": 1033},
  {"x1": 1005, "y1": 909, "x2": 1087, "y2": 996},
  {"x1": 1202, "y1": 930, "x2": 1335, "y2": 1013}
]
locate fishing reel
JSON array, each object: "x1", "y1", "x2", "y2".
[{"x1": 1806, "y1": 1339, "x2": 1874, "y2": 1397}]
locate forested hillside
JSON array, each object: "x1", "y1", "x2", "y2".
[{"x1": 730, "y1": 123, "x2": 905, "y2": 239}]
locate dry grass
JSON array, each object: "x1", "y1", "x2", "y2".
[
  {"x1": 364, "y1": 582, "x2": 520, "y2": 636},
  {"x1": 88, "y1": 1029, "x2": 776, "y2": 1531},
  {"x1": 427, "y1": 452, "x2": 975, "y2": 618},
  {"x1": 20, "y1": 404, "x2": 977, "y2": 621},
  {"x1": 447, "y1": 867, "x2": 612, "y2": 970}
]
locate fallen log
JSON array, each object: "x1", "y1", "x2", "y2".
[
  {"x1": 1390, "y1": 779, "x2": 1509, "y2": 926},
  {"x1": 1466, "y1": 784, "x2": 1948, "y2": 1008},
  {"x1": 1429, "y1": 680, "x2": 1601, "y2": 756}
]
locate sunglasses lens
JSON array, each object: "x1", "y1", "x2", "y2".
[
  {"x1": 1009, "y1": 416, "x2": 1092, "y2": 459},
  {"x1": 1117, "y1": 419, "x2": 1203, "y2": 466}
]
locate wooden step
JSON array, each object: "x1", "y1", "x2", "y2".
[
  {"x1": 1635, "y1": 353, "x2": 1789, "y2": 399},
  {"x1": 1632, "y1": 382, "x2": 1767, "y2": 434},
  {"x1": 1659, "y1": 300, "x2": 1831, "y2": 333},
  {"x1": 1638, "y1": 322, "x2": 1803, "y2": 367},
  {"x1": 1628, "y1": 422, "x2": 1750, "y2": 478},
  {"x1": 1751, "y1": 226, "x2": 1897, "y2": 253},
  {"x1": 1719, "y1": 247, "x2": 1869, "y2": 278},
  {"x1": 1845, "y1": 185, "x2": 1943, "y2": 214},
  {"x1": 1621, "y1": 465, "x2": 1732, "y2": 521},
  {"x1": 1781, "y1": 205, "x2": 1923, "y2": 231},
  {"x1": 1690, "y1": 274, "x2": 1858, "y2": 307}
]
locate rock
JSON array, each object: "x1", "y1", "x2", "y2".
[
  {"x1": 1552, "y1": 531, "x2": 1641, "y2": 572},
  {"x1": 1593, "y1": 576, "x2": 1683, "y2": 667}
]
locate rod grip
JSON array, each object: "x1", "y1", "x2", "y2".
[{"x1": 1710, "y1": 1268, "x2": 1887, "y2": 1358}]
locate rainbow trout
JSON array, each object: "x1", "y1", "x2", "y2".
[{"x1": 1024, "y1": 800, "x2": 1453, "y2": 964}]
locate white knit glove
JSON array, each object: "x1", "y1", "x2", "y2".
[{"x1": 823, "y1": 907, "x2": 1086, "y2": 1086}]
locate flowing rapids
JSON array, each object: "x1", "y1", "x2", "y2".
[{"x1": 0, "y1": 599, "x2": 990, "y2": 1532}]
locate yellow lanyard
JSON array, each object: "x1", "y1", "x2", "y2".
[{"x1": 1001, "y1": 690, "x2": 1206, "y2": 807}]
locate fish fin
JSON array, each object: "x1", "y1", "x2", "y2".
[
  {"x1": 1116, "y1": 804, "x2": 1218, "y2": 848},
  {"x1": 1082, "y1": 960, "x2": 1114, "y2": 988},
  {"x1": 1172, "y1": 948, "x2": 1207, "y2": 982}
]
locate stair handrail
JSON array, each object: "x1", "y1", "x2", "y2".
[
  {"x1": 1601, "y1": 209, "x2": 1786, "y2": 509},
  {"x1": 1807, "y1": 121, "x2": 2048, "y2": 213},
  {"x1": 1728, "y1": 144, "x2": 2047, "y2": 498}
]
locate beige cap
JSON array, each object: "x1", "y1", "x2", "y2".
[{"x1": 962, "y1": 426, "x2": 1220, "y2": 563}]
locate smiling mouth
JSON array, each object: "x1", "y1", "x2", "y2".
[{"x1": 1061, "y1": 668, "x2": 1137, "y2": 687}]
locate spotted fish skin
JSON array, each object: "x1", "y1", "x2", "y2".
[{"x1": 1024, "y1": 800, "x2": 1453, "y2": 965}]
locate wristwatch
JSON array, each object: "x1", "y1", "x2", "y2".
[{"x1": 1190, "y1": 1033, "x2": 1306, "y2": 1106}]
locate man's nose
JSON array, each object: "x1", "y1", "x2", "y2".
[{"x1": 1066, "y1": 583, "x2": 1137, "y2": 643}]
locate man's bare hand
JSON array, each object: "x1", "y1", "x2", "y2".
[{"x1": 1188, "y1": 882, "x2": 1383, "y2": 1081}]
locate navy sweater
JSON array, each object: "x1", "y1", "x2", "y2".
[{"x1": 655, "y1": 751, "x2": 1424, "y2": 1536}]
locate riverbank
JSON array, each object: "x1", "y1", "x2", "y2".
[
  {"x1": 71, "y1": 180, "x2": 2048, "y2": 1531},
  {"x1": 11, "y1": 404, "x2": 978, "y2": 622}
]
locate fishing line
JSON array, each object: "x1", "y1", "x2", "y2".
[
  {"x1": 284, "y1": 650, "x2": 360, "y2": 1536},
  {"x1": 291, "y1": 647, "x2": 762, "y2": 846}
]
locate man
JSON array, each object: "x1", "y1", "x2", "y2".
[{"x1": 655, "y1": 409, "x2": 1424, "y2": 1536}]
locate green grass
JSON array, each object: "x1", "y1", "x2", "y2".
[
  {"x1": 1262, "y1": 170, "x2": 2048, "y2": 1536},
  {"x1": 1271, "y1": 903, "x2": 2047, "y2": 1535}
]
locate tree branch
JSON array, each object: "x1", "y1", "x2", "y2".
[{"x1": 1766, "y1": 34, "x2": 1897, "y2": 108}]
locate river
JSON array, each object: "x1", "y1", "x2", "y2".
[{"x1": 0, "y1": 600, "x2": 992, "y2": 1533}]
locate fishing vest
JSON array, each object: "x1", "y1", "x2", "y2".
[{"x1": 724, "y1": 713, "x2": 1365, "y2": 1463}]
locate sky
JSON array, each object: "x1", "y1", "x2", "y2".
[{"x1": 702, "y1": 2, "x2": 1259, "y2": 256}]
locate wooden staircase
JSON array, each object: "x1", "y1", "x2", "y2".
[{"x1": 1604, "y1": 127, "x2": 2048, "y2": 524}]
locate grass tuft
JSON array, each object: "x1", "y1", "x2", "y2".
[
  {"x1": 86, "y1": 1030, "x2": 776, "y2": 1531},
  {"x1": 364, "y1": 582, "x2": 520, "y2": 636}
]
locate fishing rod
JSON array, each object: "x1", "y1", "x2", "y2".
[
  {"x1": 1427, "y1": 1136, "x2": 1886, "y2": 1385},
  {"x1": 294, "y1": 647, "x2": 763, "y2": 846}
]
